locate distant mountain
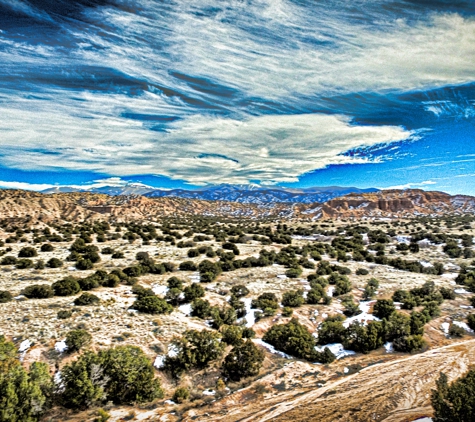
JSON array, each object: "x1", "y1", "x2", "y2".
[
  {"x1": 41, "y1": 183, "x2": 379, "y2": 204},
  {"x1": 143, "y1": 184, "x2": 379, "y2": 204}
]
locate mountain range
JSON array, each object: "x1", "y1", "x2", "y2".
[{"x1": 42, "y1": 184, "x2": 378, "y2": 204}]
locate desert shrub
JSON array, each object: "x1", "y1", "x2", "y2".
[
  {"x1": 431, "y1": 371, "x2": 475, "y2": 422},
  {"x1": 57, "y1": 310, "x2": 72, "y2": 319},
  {"x1": 317, "y1": 315, "x2": 346, "y2": 345},
  {"x1": 209, "y1": 306, "x2": 237, "y2": 329},
  {"x1": 230, "y1": 284, "x2": 249, "y2": 298},
  {"x1": 46, "y1": 257, "x2": 63, "y2": 268},
  {"x1": 103, "y1": 274, "x2": 121, "y2": 288},
  {"x1": 183, "y1": 283, "x2": 205, "y2": 302},
  {"x1": 0, "y1": 337, "x2": 53, "y2": 421},
  {"x1": 0, "y1": 256, "x2": 17, "y2": 265},
  {"x1": 131, "y1": 285, "x2": 155, "y2": 298},
  {"x1": 356, "y1": 268, "x2": 369, "y2": 276},
  {"x1": 167, "y1": 276, "x2": 184, "y2": 290},
  {"x1": 252, "y1": 292, "x2": 279, "y2": 312},
  {"x1": 101, "y1": 247, "x2": 114, "y2": 255},
  {"x1": 221, "y1": 325, "x2": 243, "y2": 346},
  {"x1": 76, "y1": 258, "x2": 94, "y2": 270},
  {"x1": 165, "y1": 288, "x2": 182, "y2": 306},
  {"x1": 40, "y1": 243, "x2": 54, "y2": 252},
  {"x1": 281, "y1": 290, "x2": 305, "y2": 308},
  {"x1": 18, "y1": 246, "x2": 37, "y2": 258},
  {"x1": 393, "y1": 334, "x2": 426, "y2": 352},
  {"x1": 448, "y1": 323, "x2": 465, "y2": 338},
  {"x1": 263, "y1": 318, "x2": 320, "y2": 361},
  {"x1": 285, "y1": 266, "x2": 303, "y2": 278},
  {"x1": 172, "y1": 387, "x2": 190, "y2": 404},
  {"x1": 133, "y1": 296, "x2": 173, "y2": 314},
  {"x1": 35, "y1": 260, "x2": 45, "y2": 270},
  {"x1": 0, "y1": 290, "x2": 12, "y2": 303},
  {"x1": 191, "y1": 298, "x2": 212, "y2": 319},
  {"x1": 74, "y1": 293, "x2": 100, "y2": 306},
  {"x1": 111, "y1": 251, "x2": 125, "y2": 259},
  {"x1": 65, "y1": 329, "x2": 92, "y2": 353},
  {"x1": 187, "y1": 248, "x2": 199, "y2": 258},
  {"x1": 23, "y1": 284, "x2": 54, "y2": 299},
  {"x1": 16, "y1": 258, "x2": 34, "y2": 269},
  {"x1": 282, "y1": 307, "x2": 293, "y2": 317},
  {"x1": 179, "y1": 261, "x2": 197, "y2": 271},
  {"x1": 222, "y1": 340, "x2": 265, "y2": 381},
  {"x1": 373, "y1": 299, "x2": 396, "y2": 320},
  {"x1": 123, "y1": 266, "x2": 142, "y2": 277},
  {"x1": 52, "y1": 277, "x2": 81, "y2": 296},
  {"x1": 164, "y1": 330, "x2": 225, "y2": 378},
  {"x1": 61, "y1": 346, "x2": 162, "y2": 409},
  {"x1": 467, "y1": 314, "x2": 475, "y2": 331},
  {"x1": 439, "y1": 287, "x2": 455, "y2": 300}
]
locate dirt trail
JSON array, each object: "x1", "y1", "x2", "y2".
[{"x1": 190, "y1": 339, "x2": 475, "y2": 422}]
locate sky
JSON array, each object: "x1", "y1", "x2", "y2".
[{"x1": 0, "y1": 0, "x2": 474, "y2": 194}]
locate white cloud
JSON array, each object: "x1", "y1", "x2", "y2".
[
  {"x1": 0, "y1": 100, "x2": 412, "y2": 184},
  {"x1": 0, "y1": 1, "x2": 473, "y2": 184},
  {"x1": 380, "y1": 180, "x2": 437, "y2": 190}
]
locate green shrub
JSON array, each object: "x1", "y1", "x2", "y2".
[
  {"x1": 183, "y1": 283, "x2": 205, "y2": 302},
  {"x1": 23, "y1": 284, "x2": 54, "y2": 299},
  {"x1": 57, "y1": 310, "x2": 72, "y2": 319},
  {"x1": 172, "y1": 387, "x2": 190, "y2": 404},
  {"x1": 18, "y1": 246, "x2": 37, "y2": 258},
  {"x1": 46, "y1": 257, "x2": 63, "y2": 268},
  {"x1": 167, "y1": 276, "x2": 184, "y2": 290},
  {"x1": 449, "y1": 323, "x2": 465, "y2": 338},
  {"x1": 221, "y1": 325, "x2": 243, "y2": 346},
  {"x1": 52, "y1": 277, "x2": 81, "y2": 296},
  {"x1": 61, "y1": 346, "x2": 162, "y2": 409},
  {"x1": 0, "y1": 338, "x2": 53, "y2": 421},
  {"x1": 432, "y1": 371, "x2": 475, "y2": 422},
  {"x1": 16, "y1": 258, "x2": 34, "y2": 269},
  {"x1": 222, "y1": 340, "x2": 265, "y2": 381},
  {"x1": 179, "y1": 261, "x2": 197, "y2": 271},
  {"x1": 164, "y1": 330, "x2": 225, "y2": 378},
  {"x1": 65, "y1": 329, "x2": 92, "y2": 353},
  {"x1": 281, "y1": 290, "x2": 305, "y2": 308},
  {"x1": 373, "y1": 299, "x2": 396, "y2": 320},
  {"x1": 356, "y1": 268, "x2": 369, "y2": 276},
  {"x1": 0, "y1": 256, "x2": 17, "y2": 265},
  {"x1": 74, "y1": 293, "x2": 100, "y2": 306},
  {"x1": 230, "y1": 284, "x2": 249, "y2": 298},
  {"x1": 76, "y1": 258, "x2": 94, "y2": 270},
  {"x1": 0, "y1": 290, "x2": 12, "y2": 303},
  {"x1": 282, "y1": 307, "x2": 293, "y2": 317},
  {"x1": 40, "y1": 243, "x2": 54, "y2": 252},
  {"x1": 133, "y1": 296, "x2": 173, "y2": 314}
]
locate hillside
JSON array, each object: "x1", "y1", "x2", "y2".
[{"x1": 299, "y1": 189, "x2": 475, "y2": 220}]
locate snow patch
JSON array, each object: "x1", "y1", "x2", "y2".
[
  {"x1": 178, "y1": 303, "x2": 192, "y2": 316},
  {"x1": 452, "y1": 321, "x2": 473, "y2": 333},
  {"x1": 152, "y1": 284, "x2": 168, "y2": 296},
  {"x1": 342, "y1": 301, "x2": 380, "y2": 328},
  {"x1": 54, "y1": 340, "x2": 68, "y2": 353},
  {"x1": 315, "y1": 343, "x2": 355, "y2": 359},
  {"x1": 384, "y1": 342, "x2": 394, "y2": 353},
  {"x1": 253, "y1": 339, "x2": 292, "y2": 359},
  {"x1": 455, "y1": 288, "x2": 471, "y2": 294}
]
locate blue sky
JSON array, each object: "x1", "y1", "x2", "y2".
[{"x1": 0, "y1": 0, "x2": 474, "y2": 194}]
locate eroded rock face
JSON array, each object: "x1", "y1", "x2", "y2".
[{"x1": 300, "y1": 189, "x2": 475, "y2": 220}]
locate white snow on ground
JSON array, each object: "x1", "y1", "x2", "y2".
[
  {"x1": 396, "y1": 236, "x2": 411, "y2": 244},
  {"x1": 452, "y1": 321, "x2": 474, "y2": 332},
  {"x1": 178, "y1": 303, "x2": 192, "y2": 316},
  {"x1": 440, "y1": 322, "x2": 450, "y2": 334},
  {"x1": 276, "y1": 274, "x2": 288, "y2": 280},
  {"x1": 342, "y1": 301, "x2": 380, "y2": 328},
  {"x1": 154, "y1": 355, "x2": 166, "y2": 369},
  {"x1": 127, "y1": 309, "x2": 139, "y2": 313},
  {"x1": 253, "y1": 339, "x2": 292, "y2": 359},
  {"x1": 202, "y1": 390, "x2": 216, "y2": 396},
  {"x1": 242, "y1": 297, "x2": 257, "y2": 328},
  {"x1": 315, "y1": 343, "x2": 356, "y2": 359},
  {"x1": 455, "y1": 288, "x2": 471, "y2": 294},
  {"x1": 164, "y1": 400, "x2": 176, "y2": 405},
  {"x1": 18, "y1": 339, "x2": 32, "y2": 361},
  {"x1": 460, "y1": 305, "x2": 473, "y2": 309},
  {"x1": 344, "y1": 367, "x2": 349, "y2": 373},
  {"x1": 189, "y1": 272, "x2": 201, "y2": 283},
  {"x1": 384, "y1": 342, "x2": 394, "y2": 353},
  {"x1": 419, "y1": 261, "x2": 433, "y2": 268},
  {"x1": 19, "y1": 339, "x2": 31, "y2": 353},
  {"x1": 327, "y1": 286, "x2": 334, "y2": 297},
  {"x1": 55, "y1": 340, "x2": 68, "y2": 353},
  {"x1": 67, "y1": 266, "x2": 77, "y2": 271},
  {"x1": 13, "y1": 295, "x2": 26, "y2": 300},
  {"x1": 412, "y1": 418, "x2": 432, "y2": 422},
  {"x1": 154, "y1": 344, "x2": 181, "y2": 369},
  {"x1": 152, "y1": 284, "x2": 168, "y2": 296}
]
